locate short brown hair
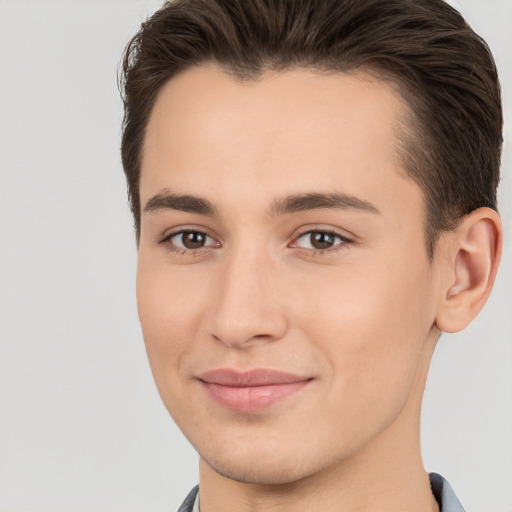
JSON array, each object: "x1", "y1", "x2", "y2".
[{"x1": 120, "y1": 0, "x2": 503, "y2": 257}]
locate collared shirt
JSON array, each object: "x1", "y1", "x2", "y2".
[{"x1": 177, "y1": 473, "x2": 465, "y2": 512}]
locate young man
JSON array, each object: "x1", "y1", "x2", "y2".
[{"x1": 119, "y1": 0, "x2": 503, "y2": 510}]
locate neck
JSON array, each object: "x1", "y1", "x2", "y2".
[{"x1": 198, "y1": 407, "x2": 439, "y2": 512}]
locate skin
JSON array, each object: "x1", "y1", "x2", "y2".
[{"x1": 136, "y1": 65, "x2": 501, "y2": 511}]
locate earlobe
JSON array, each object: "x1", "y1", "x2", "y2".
[{"x1": 435, "y1": 207, "x2": 503, "y2": 333}]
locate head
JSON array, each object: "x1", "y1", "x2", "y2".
[{"x1": 120, "y1": 0, "x2": 503, "y2": 489}]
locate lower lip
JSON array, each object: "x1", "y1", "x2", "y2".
[{"x1": 201, "y1": 380, "x2": 311, "y2": 411}]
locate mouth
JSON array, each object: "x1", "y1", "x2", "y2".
[{"x1": 198, "y1": 368, "x2": 313, "y2": 411}]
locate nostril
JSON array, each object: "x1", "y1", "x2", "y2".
[
  {"x1": 211, "y1": 331, "x2": 278, "y2": 348},
  {"x1": 253, "y1": 334, "x2": 273, "y2": 341}
]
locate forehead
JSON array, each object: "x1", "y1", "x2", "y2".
[{"x1": 141, "y1": 64, "x2": 420, "y2": 218}]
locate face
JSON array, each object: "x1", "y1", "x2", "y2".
[{"x1": 137, "y1": 65, "x2": 442, "y2": 484}]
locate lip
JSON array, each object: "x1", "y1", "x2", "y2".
[{"x1": 198, "y1": 368, "x2": 313, "y2": 411}]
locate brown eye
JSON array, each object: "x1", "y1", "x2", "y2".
[
  {"x1": 293, "y1": 230, "x2": 350, "y2": 252},
  {"x1": 310, "y1": 232, "x2": 336, "y2": 249},
  {"x1": 166, "y1": 230, "x2": 218, "y2": 251},
  {"x1": 179, "y1": 231, "x2": 207, "y2": 249}
]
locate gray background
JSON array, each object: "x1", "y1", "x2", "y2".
[{"x1": 0, "y1": 0, "x2": 510, "y2": 510}]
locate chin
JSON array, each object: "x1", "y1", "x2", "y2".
[
  {"x1": 203, "y1": 453, "x2": 311, "y2": 485},
  {"x1": 190, "y1": 423, "x2": 315, "y2": 484},
  {"x1": 196, "y1": 434, "x2": 335, "y2": 486}
]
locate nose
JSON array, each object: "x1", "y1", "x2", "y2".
[{"x1": 208, "y1": 247, "x2": 288, "y2": 349}]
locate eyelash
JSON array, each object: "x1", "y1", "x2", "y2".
[{"x1": 158, "y1": 228, "x2": 352, "y2": 256}]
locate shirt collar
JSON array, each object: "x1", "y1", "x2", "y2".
[
  {"x1": 182, "y1": 473, "x2": 466, "y2": 512},
  {"x1": 429, "y1": 473, "x2": 466, "y2": 512}
]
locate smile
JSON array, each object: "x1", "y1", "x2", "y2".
[{"x1": 198, "y1": 368, "x2": 313, "y2": 411}]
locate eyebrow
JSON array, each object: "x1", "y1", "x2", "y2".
[
  {"x1": 269, "y1": 192, "x2": 380, "y2": 216},
  {"x1": 143, "y1": 190, "x2": 380, "y2": 217},
  {"x1": 144, "y1": 190, "x2": 216, "y2": 215}
]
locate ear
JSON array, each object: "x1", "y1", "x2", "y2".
[{"x1": 435, "y1": 207, "x2": 503, "y2": 333}]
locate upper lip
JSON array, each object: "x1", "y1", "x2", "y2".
[{"x1": 198, "y1": 368, "x2": 312, "y2": 387}]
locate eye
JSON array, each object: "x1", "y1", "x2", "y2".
[
  {"x1": 164, "y1": 230, "x2": 219, "y2": 251},
  {"x1": 292, "y1": 230, "x2": 350, "y2": 251}
]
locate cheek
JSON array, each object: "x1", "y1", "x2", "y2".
[
  {"x1": 295, "y1": 256, "x2": 435, "y2": 398},
  {"x1": 135, "y1": 254, "x2": 207, "y2": 391}
]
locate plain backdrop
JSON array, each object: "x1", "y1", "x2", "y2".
[{"x1": 0, "y1": 0, "x2": 510, "y2": 511}]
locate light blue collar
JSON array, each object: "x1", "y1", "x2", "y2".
[{"x1": 180, "y1": 473, "x2": 466, "y2": 511}]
